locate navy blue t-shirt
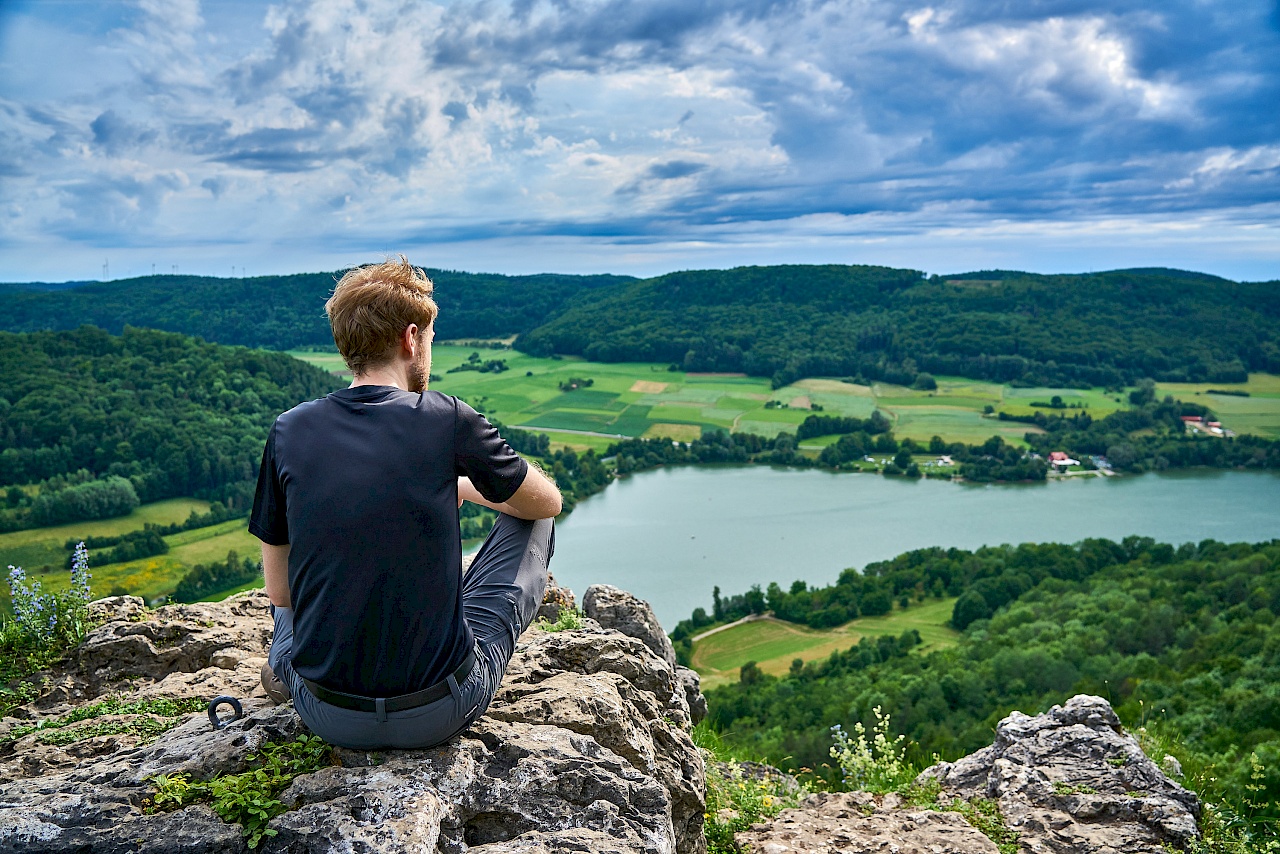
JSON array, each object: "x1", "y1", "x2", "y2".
[{"x1": 249, "y1": 386, "x2": 528, "y2": 696}]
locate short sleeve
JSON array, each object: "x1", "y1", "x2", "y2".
[
  {"x1": 248, "y1": 426, "x2": 290, "y2": 545},
  {"x1": 454, "y1": 399, "x2": 529, "y2": 504}
]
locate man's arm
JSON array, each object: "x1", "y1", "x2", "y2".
[
  {"x1": 459, "y1": 465, "x2": 561, "y2": 520},
  {"x1": 261, "y1": 542, "x2": 291, "y2": 608}
]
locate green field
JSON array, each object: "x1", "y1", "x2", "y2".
[
  {"x1": 1, "y1": 501, "x2": 263, "y2": 606},
  {"x1": 293, "y1": 347, "x2": 1280, "y2": 451},
  {"x1": 1157, "y1": 374, "x2": 1280, "y2": 440},
  {"x1": 690, "y1": 598, "x2": 959, "y2": 690},
  {"x1": 0, "y1": 498, "x2": 211, "y2": 572}
]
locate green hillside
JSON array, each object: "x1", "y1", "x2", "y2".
[
  {"x1": 4, "y1": 265, "x2": 1279, "y2": 392},
  {"x1": 0, "y1": 269, "x2": 632, "y2": 350},
  {"x1": 0, "y1": 326, "x2": 342, "y2": 528},
  {"x1": 518, "y1": 265, "x2": 1280, "y2": 388},
  {"x1": 701, "y1": 538, "x2": 1280, "y2": 840}
]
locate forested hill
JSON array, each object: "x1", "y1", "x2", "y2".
[
  {"x1": 0, "y1": 326, "x2": 342, "y2": 530},
  {"x1": 517, "y1": 265, "x2": 1280, "y2": 388},
  {"x1": 3, "y1": 265, "x2": 1278, "y2": 388},
  {"x1": 0, "y1": 270, "x2": 633, "y2": 350},
  {"x1": 704, "y1": 538, "x2": 1280, "y2": 826}
]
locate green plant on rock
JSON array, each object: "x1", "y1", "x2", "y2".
[
  {"x1": 6, "y1": 542, "x2": 93, "y2": 647},
  {"x1": 149, "y1": 734, "x2": 334, "y2": 849},
  {"x1": 2, "y1": 543, "x2": 95, "y2": 715},
  {"x1": 1137, "y1": 726, "x2": 1280, "y2": 853},
  {"x1": 900, "y1": 779, "x2": 1020, "y2": 854},
  {"x1": 829, "y1": 706, "x2": 916, "y2": 793},
  {"x1": 694, "y1": 721, "x2": 809, "y2": 854},
  {"x1": 537, "y1": 606, "x2": 583, "y2": 632},
  {"x1": 832, "y1": 718, "x2": 1019, "y2": 854},
  {"x1": 4, "y1": 695, "x2": 207, "y2": 746}
]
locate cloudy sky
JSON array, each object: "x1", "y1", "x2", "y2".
[{"x1": 1, "y1": 0, "x2": 1278, "y2": 282}]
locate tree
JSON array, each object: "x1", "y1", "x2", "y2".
[
  {"x1": 1129, "y1": 379, "x2": 1156, "y2": 406},
  {"x1": 951, "y1": 589, "x2": 992, "y2": 630},
  {"x1": 1107, "y1": 442, "x2": 1139, "y2": 471}
]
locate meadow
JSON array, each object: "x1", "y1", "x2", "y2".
[
  {"x1": 4, "y1": 509, "x2": 262, "y2": 605},
  {"x1": 296, "y1": 346, "x2": 1280, "y2": 451},
  {"x1": 0, "y1": 498, "x2": 210, "y2": 575},
  {"x1": 1157, "y1": 374, "x2": 1280, "y2": 439},
  {"x1": 690, "y1": 598, "x2": 959, "y2": 690}
]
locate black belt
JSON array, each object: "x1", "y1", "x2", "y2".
[{"x1": 301, "y1": 646, "x2": 477, "y2": 713}]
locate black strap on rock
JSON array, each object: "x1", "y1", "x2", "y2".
[
  {"x1": 302, "y1": 645, "x2": 477, "y2": 714},
  {"x1": 208, "y1": 695, "x2": 244, "y2": 730}
]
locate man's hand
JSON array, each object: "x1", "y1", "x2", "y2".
[{"x1": 458, "y1": 467, "x2": 561, "y2": 520}]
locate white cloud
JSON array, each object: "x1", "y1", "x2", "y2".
[{"x1": 0, "y1": 0, "x2": 1275, "y2": 280}]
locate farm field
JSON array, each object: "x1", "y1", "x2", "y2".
[
  {"x1": 0, "y1": 498, "x2": 210, "y2": 573},
  {"x1": 5, "y1": 508, "x2": 262, "y2": 606},
  {"x1": 293, "y1": 346, "x2": 1280, "y2": 451},
  {"x1": 1157, "y1": 374, "x2": 1280, "y2": 440},
  {"x1": 690, "y1": 597, "x2": 959, "y2": 690}
]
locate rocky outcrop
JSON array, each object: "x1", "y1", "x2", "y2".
[
  {"x1": 0, "y1": 583, "x2": 705, "y2": 854},
  {"x1": 736, "y1": 695, "x2": 1200, "y2": 854},
  {"x1": 581, "y1": 585, "x2": 706, "y2": 727},
  {"x1": 583, "y1": 585, "x2": 676, "y2": 668},
  {"x1": 919, "y1": 694, "x2": 1200, "y2": 853}
]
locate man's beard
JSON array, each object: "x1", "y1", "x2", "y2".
[{"x1": 408, "y1": 347, "x2": 430, "y2": 393}]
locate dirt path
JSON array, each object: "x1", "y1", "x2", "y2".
[{"x1": 689, "y1": 612, "x2": 773, "y2": 643}]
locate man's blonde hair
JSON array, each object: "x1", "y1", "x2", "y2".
[{"x1": 325, "y1": 256, "x2": 438, "y2": 375}]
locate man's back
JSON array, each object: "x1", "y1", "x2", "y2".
[{"x1": 250, "y1": 385, "x2": 527, "y2": 696}]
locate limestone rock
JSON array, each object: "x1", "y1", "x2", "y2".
[
  {"x1": 736, "y1": 791, "x2": 1001, "y2": 854},
  {"x1": 0, "y1": 589, "x2": 707, "y2": 854},
  {"x1": 537, "y1": 570, "x2": 577, "y2": 623},
  {"x1": 918, "y1": 694, "x2": 1200, "y2": 853},
  {"x1": 674, "y1": 667, "x2": 707, "y2": 726},
  {"x1": 582, "y1": 584, "x2": 677, "y2": 669}
]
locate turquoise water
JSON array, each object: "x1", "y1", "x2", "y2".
[{"x1": 545, "y1": 467, "x2": 1280, "y2": 629}]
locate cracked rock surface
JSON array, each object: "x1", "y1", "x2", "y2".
[
  {"x1": 735, "y1": 791, "x2": 1001, "y2": 854},
  {"x1": 0, "y1": 585, "x2": 705, "y2": 854},
  {"x1": 918, "y1": 694, "x2": 1199, "y2": 853},
  {"x1": 737, "y1": 695, "x2": 1199, "y2": 854}
]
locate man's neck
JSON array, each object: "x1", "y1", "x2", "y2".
[{"x1": 350, "y1": 365, "x2": 409, "y2": 391}]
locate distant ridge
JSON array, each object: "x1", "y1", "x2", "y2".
[{"x1": 1, "y1": 264, "x2": 1276, "y2": 388}]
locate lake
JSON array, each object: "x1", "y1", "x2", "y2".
[{"x1": 544, "y1": 467, "x2": 1280, "y2": 629}]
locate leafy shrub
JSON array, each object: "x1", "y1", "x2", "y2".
[
  {"x1": 695, "y1": 722, "x2": 809, "y2": 854},
  {"x1": 829, "y1": 706, "x2": 917, "y2": 793},
  {"x1": 537, "y1": 606, "x2": 583, "y2": 632}
]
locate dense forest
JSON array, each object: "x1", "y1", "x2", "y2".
[
  {"x1": 0, "y1": 326, "x2": 342, "y2": 530},
  {"x1": 4, "y1": 265, "x2": 1279, "y2": 389},
  {"x1": 697, "y1": 538, "x2": 1280, "y2": 829},
  {"x1": 518, "y1": 266, "x2": 1280, "y2": 387},
  {"x1": 0, "y1": 270, "x2": 631, "y2": 350}
]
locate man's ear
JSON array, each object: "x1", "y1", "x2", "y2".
[{"x1": 402, "y1": 323, "x2": 420, "y2": 356}]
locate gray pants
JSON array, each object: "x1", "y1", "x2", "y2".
[{"x1": 268, "y1": 514, "x2": 554, "y2": 749}]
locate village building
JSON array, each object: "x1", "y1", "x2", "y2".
[{"x1": 1049, "y1": 451, "x2": 1080, "y2": 469}]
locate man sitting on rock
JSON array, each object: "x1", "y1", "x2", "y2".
[{"x1": 250, "y1": 256, "x2": 561, "y2": 749}]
